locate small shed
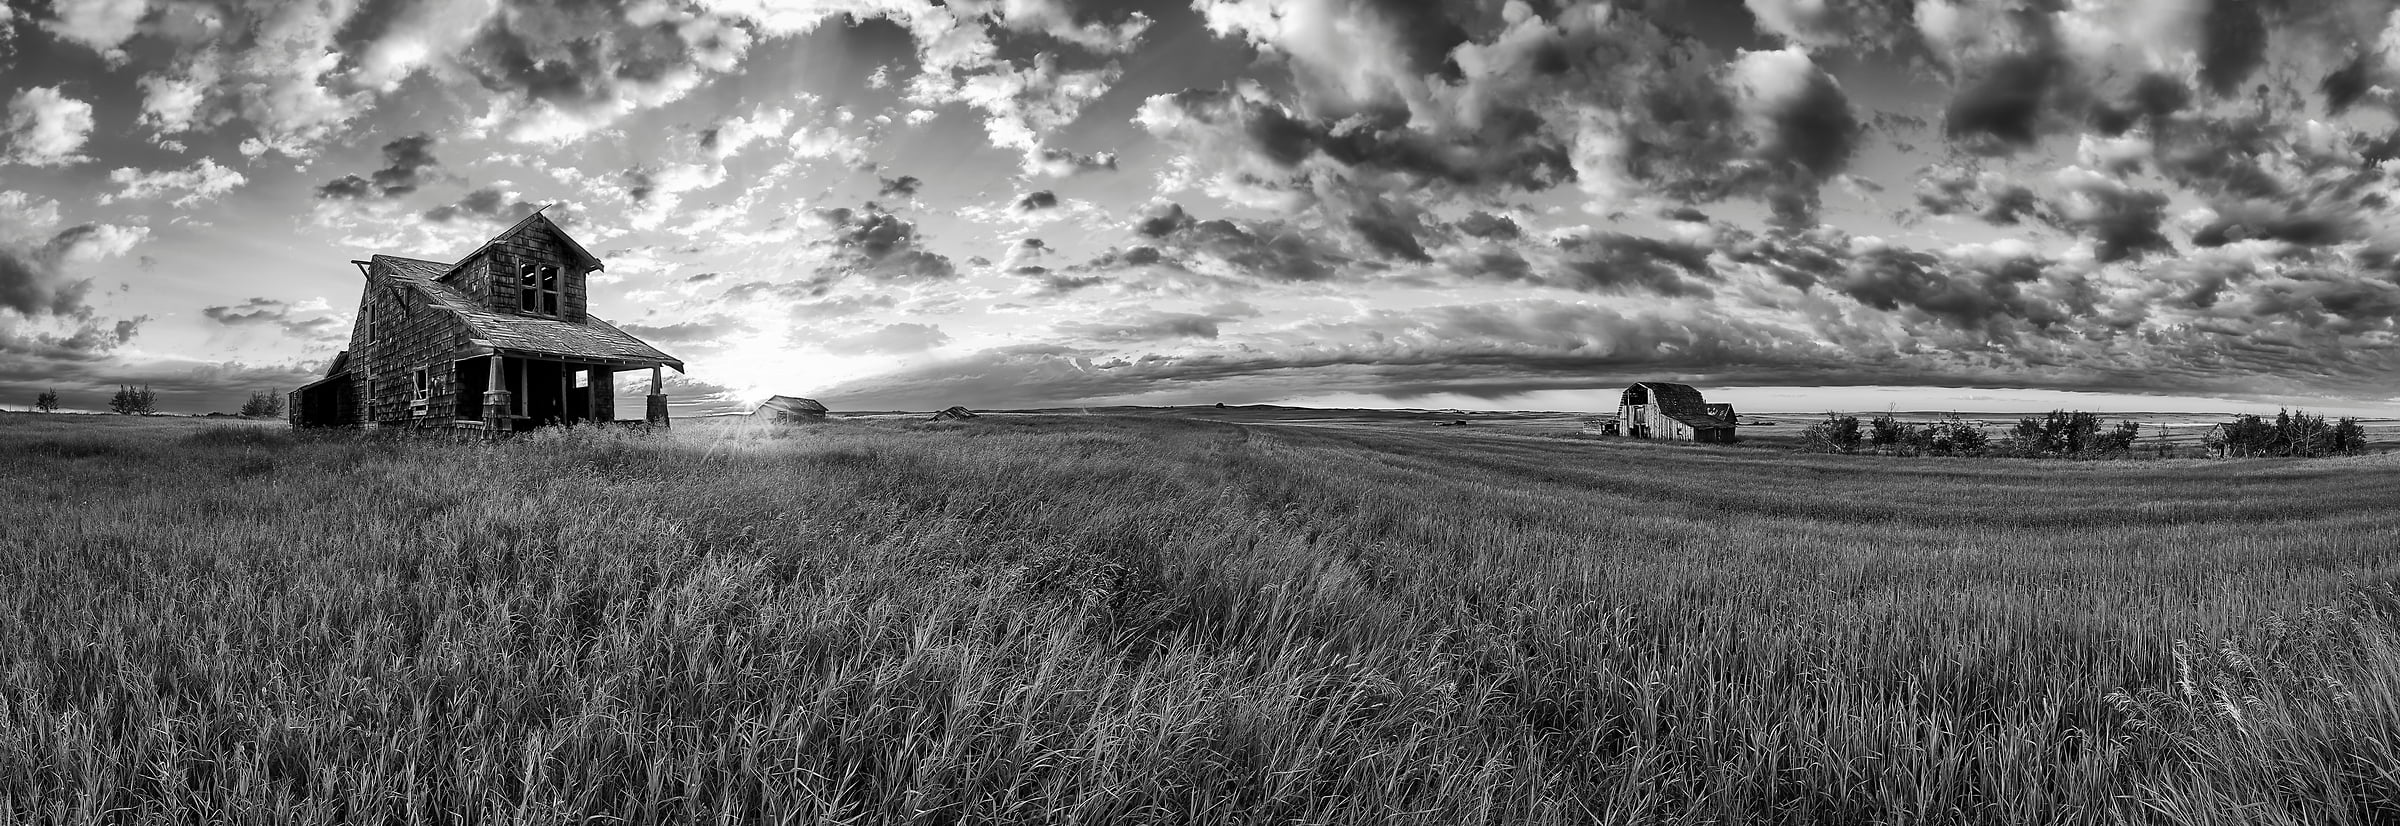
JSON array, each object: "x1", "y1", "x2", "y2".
[
  {"x1": 1618, "y1": 382, "x2": 1737, "y2": 443},
  {"x1": 755, "y1": 395, "x2": 828, "y2": 421}
]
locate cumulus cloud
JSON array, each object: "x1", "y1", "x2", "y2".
[
  {"x1": 43, "y1": 0, "x2": 149, "y2": 59},
  {"x1": 458, "y1": 1, "x2": 752, "y2": 144},
  {"x1": 3, "y1": 87, "x2": 96, "y2": 168},
  {"x1": 703, "y1": 0, "x2": 1149, "y2": 175},
  {"x1": 104, "y1": 158, "x2": 249, "y2": 207}
]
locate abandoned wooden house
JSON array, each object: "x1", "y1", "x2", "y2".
[
  {"x1": 288, "y1": 210, "x2": 684, "y2": 431},
  {"x1": 1618, "y1": 382, "x2": 1738, "y2": 443}
]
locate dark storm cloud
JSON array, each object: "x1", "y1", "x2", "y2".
[
  {"x1": 1015, "y1": 190, "x2": 1059, "y2": 211},
  {"x1": 200, "y1": 297, "x2": 345, "y2": 341},
  {"x1": 1037, "y1": 273, "x2": 1107, "y2": 294},
  {"x1": 877, "y1": 175, "x2": 922, "y2": 199},
  {"x1": 1134, "y1": 201, "x2": 1191, "y2": 238},
  {"x1": 315, "y1": 175, "x2": 377, "y2": 200},
  {"x1": 1943, "y1": 53, "x2": 2057, "y2": 155},
  {"x1": 422, "y1": 187, "x2": 540, "y2": 223},
  {"x1": 1345, "y1": 201, "x2": 1430, "y2": 262},
  {"x1": 2321, "y1": 54, "x2": 2375, "y2": 115},
  {"x1": 1825, "y1": 247, "x2": 2068, "y2": 333},
  {"x1": 2197, "y1": 0, "x2": 2268, "y2": 97},
  {"x1": 813, "y1": 206, "x2": 958, "y2": 282},
  {"x1": 1911, "y1": 167, "x2": 2047, "y2": 227},
  {"x1": 314, "y1": 133, "x2": 442, "y2": 199},
  {"x1": 1548, "y1": 233, "x2": 1716, "y2": 297},
  {"x1": 1145, "y1": 87, "x2": 1577, "y2": 197},
  {"x1": 0, "y1": 224, "x2": 146, "y2": 319},
  {"x1": 2190, "y1": 203, "x2": 2352, "y2": 248},
  {"x1": 1147, "y1": 216, "x2": 1348, "y2": 283},
  {"x1": 2090, "y1": 73, "x2": 2190, "y2": 137},
  {"x1": 2052, "y1": 177, "x2": 2174, "y2": 263},
  {"x1": 369, "y1": 134, "x2": 440, "y2": 195},
  {"x1": 0, "y1": 245, "x2": 91, "y2": 320},
  {"x1": 1733, "y1": 48, "x2": 1863, "y2": 225},
  {"x1": 1454, "y1": 211, "x2": 1521, "y2": 240},
  {"x1": 1058, "y1": 311, "x2": 1226, "y2": 342}
]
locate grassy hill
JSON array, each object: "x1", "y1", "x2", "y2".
[{"x1": 3, "y1": 412, "x2": 2396, "y2": 824}]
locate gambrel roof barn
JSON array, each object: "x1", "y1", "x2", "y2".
[
  {"x1": 1618, "y1": 382, "x2": 1738, "y2": 443},
  {"x1": 290, "y1": 210, "x2": 684, "y2": 431}
]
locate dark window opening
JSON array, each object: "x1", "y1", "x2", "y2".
[{"x1": 518, "y1": 263, "x2": 561, "y2": 317}]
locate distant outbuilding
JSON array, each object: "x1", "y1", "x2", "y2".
[
  {"x1": 1618, "y1": 382, "x2": 1737, "y2": 443},
  {"x1": 930, "y1": 406, "x2": 979, "y2": 421},
  {"x1": 755, "y1": 395, "x2": 828, "y2": 422}
]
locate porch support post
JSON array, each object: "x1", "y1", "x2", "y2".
[
  {"x1": 646, "y1": 364, "x2": 669, "y2": 427},
  {"x1": 482, "y1": 352, "x2": 511, "y2": 435}
]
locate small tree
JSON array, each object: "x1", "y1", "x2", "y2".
[
  {"x1": 1944, "y1": 415, "x2": 1989, "y2": 454},
  {"x1": 34, "y1": 389, "x2": 59, "y2": 413},
  {"x1": 1868, "y1": 413, "x2": 1908, "y2": 450},
  {"x1": 109, "y1": 385, "x2": 157, "y2": 416},
  {"x1": 2095, "y1": 421, "x2": 2141, "y2": 454},
  {"x1": 240, "y1": 391, "x2": 284, "y2": 418},
  {"x1": 2333, "y1": 417, "x2": 2368, "y2": 455}
]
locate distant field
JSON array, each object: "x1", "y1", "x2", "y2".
[{"x1": 4, "y1": 411, "x2": 2398, "y2": 824}]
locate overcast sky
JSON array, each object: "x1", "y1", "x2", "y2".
[{"x1": 3, "y1": 0, "x2": 2399, "y2": 416}]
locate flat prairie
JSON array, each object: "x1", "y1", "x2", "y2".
[{"x1": 3, "y1": 411, "x2": 2397, "y2": 824}]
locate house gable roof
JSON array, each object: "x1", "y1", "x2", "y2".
[
  {"x1": 439, "y1": 209, "x2": 603, "y2": 283},
  {"x1": 369, "y1": 242, "x2": 683, "y2": 371}
]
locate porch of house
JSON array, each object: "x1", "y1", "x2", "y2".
[{"x1": 445, "y1": 352, "x2": 672, "y2": 431}]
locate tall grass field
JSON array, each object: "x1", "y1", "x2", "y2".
[{"x1": 4, "y1": 411, "x2": 2397, "y2": 824}]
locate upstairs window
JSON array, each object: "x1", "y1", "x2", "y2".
[{"x1": 518, "y1": 263, "x2": 561, "y2": 317}]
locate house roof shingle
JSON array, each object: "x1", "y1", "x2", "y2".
[{"x1": 375, "y1": 253, "x2": 684, "y2": 371}]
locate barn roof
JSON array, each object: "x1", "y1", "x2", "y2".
[
  {"x1": 1625, "y1": 381, "x2": 1733, "y2": 431},
  {"x1": 756, "y1": 395, "x2": 828, "y2": 416},
  {"x1": 374, "y1": 254, "x2": 684, "y2": 371},
  {"x1": 1625, "y1": 382, "x2": 1708, "y2": 413}
]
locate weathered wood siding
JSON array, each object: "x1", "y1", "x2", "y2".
[{"x1": 362, "y1": 274, "x2": 477, "y2": 427}]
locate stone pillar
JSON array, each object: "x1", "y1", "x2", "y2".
[
  {"x1": 646, "y1": 364, "x2": 669, "y2": 427},
  {"x1": 482, "y1": 352, "x2": 511, "y2": 434}
]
